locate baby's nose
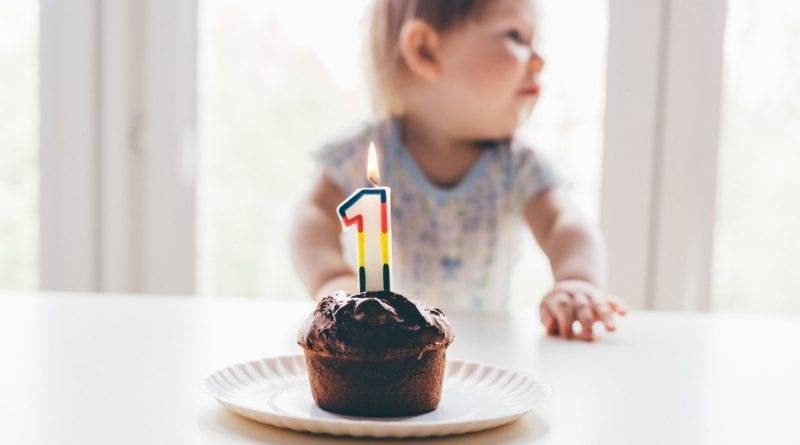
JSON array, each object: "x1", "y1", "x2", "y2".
[{"x1": 528, "y1": 51, "x2": 544, "y2": 73}]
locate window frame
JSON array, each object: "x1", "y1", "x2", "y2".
[
  {"x1": 39, "y1": 0, "x2": 197, "y2": 294},
  {"x1": 601, "y1": 0, "x2": 726, "y2": 310}
]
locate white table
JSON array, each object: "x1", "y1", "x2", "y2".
[{"x1": 1, "y1": 292, "x2": 797, "y2": 444}]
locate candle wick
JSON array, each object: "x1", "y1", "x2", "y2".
[{"x1": 368, "y1": 176, "x2": 379, "y2": 187}]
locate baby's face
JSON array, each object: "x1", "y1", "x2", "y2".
[{"x1": 434, "y1": 0, "x2": 542, "y2": 139}]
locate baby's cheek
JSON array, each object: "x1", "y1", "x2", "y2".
[
  {"x1": 468, "y1": 55, "x2": 519, "y2": 94},
  {"x1": 490, "y1": 49, "x2": 527, "y2": 84}
]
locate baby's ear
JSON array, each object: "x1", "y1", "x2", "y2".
[{"x1": 398, "y1": 19, "x2": 442, "y2": 82}]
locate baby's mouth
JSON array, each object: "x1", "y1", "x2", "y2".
[{"x1": 518, "y1": 83, "x2": 541, "y2": 96}]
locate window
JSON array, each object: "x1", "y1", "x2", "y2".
[
  {"x1": 197, "y1": 1, "x2": 373, "y2": 298},
  {"x1": 713, "y1": 1, "x2": 800, "y2": 313},
  {"x1": 197, "y1": 1, "x2": 607, "y2": 304},
  {"x1": 0, "y1": 1, "x2": 38, "y2": 291}
]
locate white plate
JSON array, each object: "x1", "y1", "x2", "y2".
[{"x1": 202, "y1": 355, "x2": 550, "y2": 438}]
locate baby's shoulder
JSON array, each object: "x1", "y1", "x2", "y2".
[{"x1": 503, "y1": 137, "x2": 560, "y2": 207}]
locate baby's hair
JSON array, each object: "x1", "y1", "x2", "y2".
[{"x1": 368, "y1": 0, "x2": 491, "y2": 117}]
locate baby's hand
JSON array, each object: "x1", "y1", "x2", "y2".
[{"x1": 539, "y1": 279, "x2": 627, "y2": 341}]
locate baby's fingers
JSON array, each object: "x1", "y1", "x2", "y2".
[
  {"x1": 573, "y1": 293, "x2": 595, "y2": 341},
  {"x1": 608, "y1": 297, "x2": 628, "y2": 316},
  {"x1": 594, "y1": 300, "x2": 616, "y2": 332},
  {"x1": 545, "y1": 292, "x2": 575, "y2": 339}
]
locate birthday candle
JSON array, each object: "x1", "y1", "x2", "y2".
[{"x1": 336, "y1": 142, "x2": 393, "y2": 292}]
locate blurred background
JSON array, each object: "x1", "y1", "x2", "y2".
[{"x1": 1, "y1": 0, "x2": 798, "y2": 314}]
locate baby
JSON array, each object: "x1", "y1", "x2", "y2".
[{"x1": 291, "y1": 0, "x2": 626, "y2": 341}]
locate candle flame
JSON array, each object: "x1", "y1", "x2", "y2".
[{"x1": 367, "y1": 142, "x2": 380, "y2": 186}]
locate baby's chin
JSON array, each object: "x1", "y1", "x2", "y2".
[
  {"x1": 474, "y1": 106, "x2": 536, "y2": 139},
  {"x1": 452, "y1": 108, "x2": 532, "y2": 141},
  {"x1": 464, "y1": 123, "x2": 519, "y2": 142},
  {"x1": 491, "y1": 114, "x2": 531, "y2": 139}
]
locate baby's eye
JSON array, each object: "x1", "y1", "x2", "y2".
[{"x1": 505, "y1": 29, "x2": 527, "y2": 45}]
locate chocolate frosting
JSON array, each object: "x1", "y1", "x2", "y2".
[{"x1": 297, "y1": 290, "x2": 454, "y2": 360}]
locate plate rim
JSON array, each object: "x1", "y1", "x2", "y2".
[{"x1": 201, "y1": 354, "x2": 551, "y2": 432}]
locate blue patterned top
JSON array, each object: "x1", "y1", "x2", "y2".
[{"x1": 314, "y1": 119, "x2": 559, "y2": 311}]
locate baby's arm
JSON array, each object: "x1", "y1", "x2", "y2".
[
  {"x1": 524, "y1": 186, "x2": 627, "y2": 340},
  {"x1": 290, "y1": 172, "x2": 356, "y2": 300}
]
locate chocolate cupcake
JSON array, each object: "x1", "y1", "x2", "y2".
[{"x1": 297, "y1": 290, "x2": 454, "y2": 417}]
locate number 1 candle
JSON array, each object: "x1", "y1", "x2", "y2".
[{"x1": 336, "y1": 142, "x2": 393, "y2": 292}]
